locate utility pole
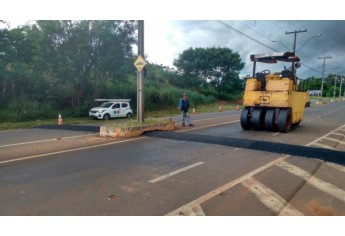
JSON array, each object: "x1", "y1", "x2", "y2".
[
  {"x1": 137, "y1": 20, "x2": 144, "y2": 123},
  {"x1": 339, "y1": 75, "x2": 343, "y2": 99},
  {"x1": 334, "y1": 74, "x2": 337, "y2": 99},
  {"x1": 285, "y1": 29, "x2": 307, "y2": 53},
  {"x1": 318, "y1": 56, "x2": 332, "y2": 97},
  {"x1": 285, "y1": 29, "x2": 307, "y2": 80},
  {"x1": 332, "y1": 67, "x2": 342, "y2": 99}
]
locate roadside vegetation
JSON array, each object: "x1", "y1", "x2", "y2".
[
  {"x1": 0, "y1": 20, "x2": 343, "y2": 129},
  {"x1": 0, "y1": 102, "x2": 240, "y2": 130},
  {"x1": 0, "y1": 20, "x2": 244, "y2": 125}
]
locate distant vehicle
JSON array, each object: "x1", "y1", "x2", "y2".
[{"x1": 89, "y1": 99, "x2": 133, "y2": 120}]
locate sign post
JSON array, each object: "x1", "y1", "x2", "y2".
[{"x1": 134, "y1": 20, "x2": 145, "y2": 123}]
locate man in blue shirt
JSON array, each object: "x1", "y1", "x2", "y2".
[{"x1": 178, "y1": 93, "x2": 193, "y2": 127}]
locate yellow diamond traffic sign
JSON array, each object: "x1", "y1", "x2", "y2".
[{"x1": 134, "y1": 54, "x2": 146, "y2": 72}]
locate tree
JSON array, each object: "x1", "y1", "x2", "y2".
[
  {"x1": 173, "y1": 47, "x2": 245, "y2": 94},
  {"x1": 0, "y1": 20, "x2": 138, "y2": 121}
]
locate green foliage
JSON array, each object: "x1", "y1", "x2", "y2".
[
  {"x1": 144, "y1": 80, "x2": 215, "y2": 112},
  {"x1": 173, "y1": 47, "x2": 245, "y2": 93},
  {"x1": 0, "y1": 21, "x2": 245, "y2": 123},
  {"x1": 304, "y1": 74, "x2": 344, "y2": 97},
  {"x1": 0, "y1": 20, "x2": 138, "y2": 121},
  {"x1": 0, "y1": 95, "x2": 58, "y2": 122}
]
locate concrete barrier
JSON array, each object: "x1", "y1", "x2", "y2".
[{"x1": 100, "y1": 121, "x2": 175, "y2": 138}]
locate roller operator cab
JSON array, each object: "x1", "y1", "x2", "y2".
[{"x1": 241, "y1": 52, "x2": 310, "y2": 133}]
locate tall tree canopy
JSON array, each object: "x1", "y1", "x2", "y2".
[
  {"x1": 173, "y1": 47, "x2": 245, "y2": 93},
  {"x1": 0, "y1": 20, "x2": 137, "y2": 120}
]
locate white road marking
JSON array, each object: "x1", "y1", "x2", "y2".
[
  {"x1": 168, "y1": 121, "x2": 345, "y2": 216},
  {"x1": 148, "y1": 162, "x2": 204, "y2": 184},
  {"x1": 306, "y1": 119, "x2": 313, "y2": 123},
  {"x1": 272, "y1": 133, "x2": 280, "y2": 136},
  {"x1": 183, "y1": 205, "x2": 206, "y2": 216},
  {"x1": 310, "y1": 142, "x2": 336, "y2": 150},
  {"x1": 1, "y1": 114, "x2": 241, "y2": 165},
  {"x1": 0, "y1": 137, "x2": 145, "y2": 165},
  {"x1": 2, "y1": 114, "x2": 239, "y2": 148},
  {"x1": 177, "y1": 120, "x2": 240, "y2": 133},
  {"x1": 332, "y1": 133, "x2": 345, "y2": 138},
  {"x1": 242, "y1": 177, "x2": 303, "y2": 216},
  {"x1": 323, "y1": 137, "x2": 345, "y2": 145},
  {"x1": 277, "y1": 161, "x2": 345, "y2": 203},
  {"x1": 192, "y1": 114, "x2": 240, "y2": 122},
  {"x1": 306, "y1": 124, "x2": 345, "y2": 147},
  {"x1": 0, "y1": 133, "x2": 96, "y2": 148},
  {"x1": 326, "y1": 162, "x2": 345, "y2": 174},
  {"x1": 166, "y1": 155, "x2": 289, "y2": 216}
]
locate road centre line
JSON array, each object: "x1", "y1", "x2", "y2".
[
  {"x1": 166, "y1": 155, "x2": 290, "y2": 216},
  {"x1": 0, "y1": 133, "x2": 96, "y2": 148},
  {"x1": 148, "y1": 162, "x2": 204, "y2": 184},
  {"x1": 0, "y1": 137, "x2": 145, "y2": 165},
  {"x1": 242, "y1": 177, "x2": 303, "y2": 216},
  {"x1": 276, "y1": 161, "x2": 345, "y2": 203}
]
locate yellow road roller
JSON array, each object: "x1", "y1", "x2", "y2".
[{"x1": 241, "y1": 52, "x2": 310, "y2": 132}]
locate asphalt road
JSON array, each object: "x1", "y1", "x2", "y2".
[{"x1": 1, "y1": 100, "x2": 345, "y2": 215}]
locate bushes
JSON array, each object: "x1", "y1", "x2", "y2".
[
  {"x1": 144, "y1": 83, "x2": 215, "y2": 112},
  {"x1": 0, "y1": 96, "x2": 59, "y2": 122}
]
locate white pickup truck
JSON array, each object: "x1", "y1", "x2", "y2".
[{"x1": 89, "y1": 99, "x2": 133, "y2": 120}]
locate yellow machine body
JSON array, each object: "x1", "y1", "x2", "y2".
[
  {"x1": 243, "y1": 77, "x2": 310, "y2": 125},
  {"x1": 240, "y1": 52, "x2": 310, "y2": 132}
]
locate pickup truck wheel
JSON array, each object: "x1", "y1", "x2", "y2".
[{"x1": 103, "y1": 114, "x2": 110, "y2": 120}]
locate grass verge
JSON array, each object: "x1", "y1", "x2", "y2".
[{"x1": 0, "y1": 102, "x2": 242, "y2": 131}]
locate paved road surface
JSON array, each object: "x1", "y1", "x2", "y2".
[{"x1": 1, "y1": 100, "x2": 345, "y2": 215}]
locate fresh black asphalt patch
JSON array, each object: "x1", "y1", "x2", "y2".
[{"x1": 145, "y1": 131, "x2": 345, "y2": 166}]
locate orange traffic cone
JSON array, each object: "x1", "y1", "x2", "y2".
[
  {"x1": 236, "y1": 105, "x2": 240, "y2": 111},
  {"x1": 58, "y1": 113, "x2": 63, "y2": 125},
  {"x1": 218, "y1": 105, "x2": 223, "y2": 112},
  {"x1": 192, "y1": 108, "x2": 196, "y2": 114}
]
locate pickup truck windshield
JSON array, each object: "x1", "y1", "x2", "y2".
[{"x1": 101, "y1": 102, "x2": 113, "y2": 108}]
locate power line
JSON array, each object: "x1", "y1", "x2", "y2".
[
  {"x1": 215, "y1": 20, "x2": 323, "y2": 77},
  {"x1": 215, "y1": 20, "x2": 279, "y2": 52},
  {"x1": 301, "y1": 63, "x2": 322, "y2": 74}
]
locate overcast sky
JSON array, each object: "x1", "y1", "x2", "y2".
[
  {"x1": 3, "y1": 1, "x2": 345, "y2": 80},
  {"x1": 145, "y1": 20, "x2": 345, "y2": 79}
]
